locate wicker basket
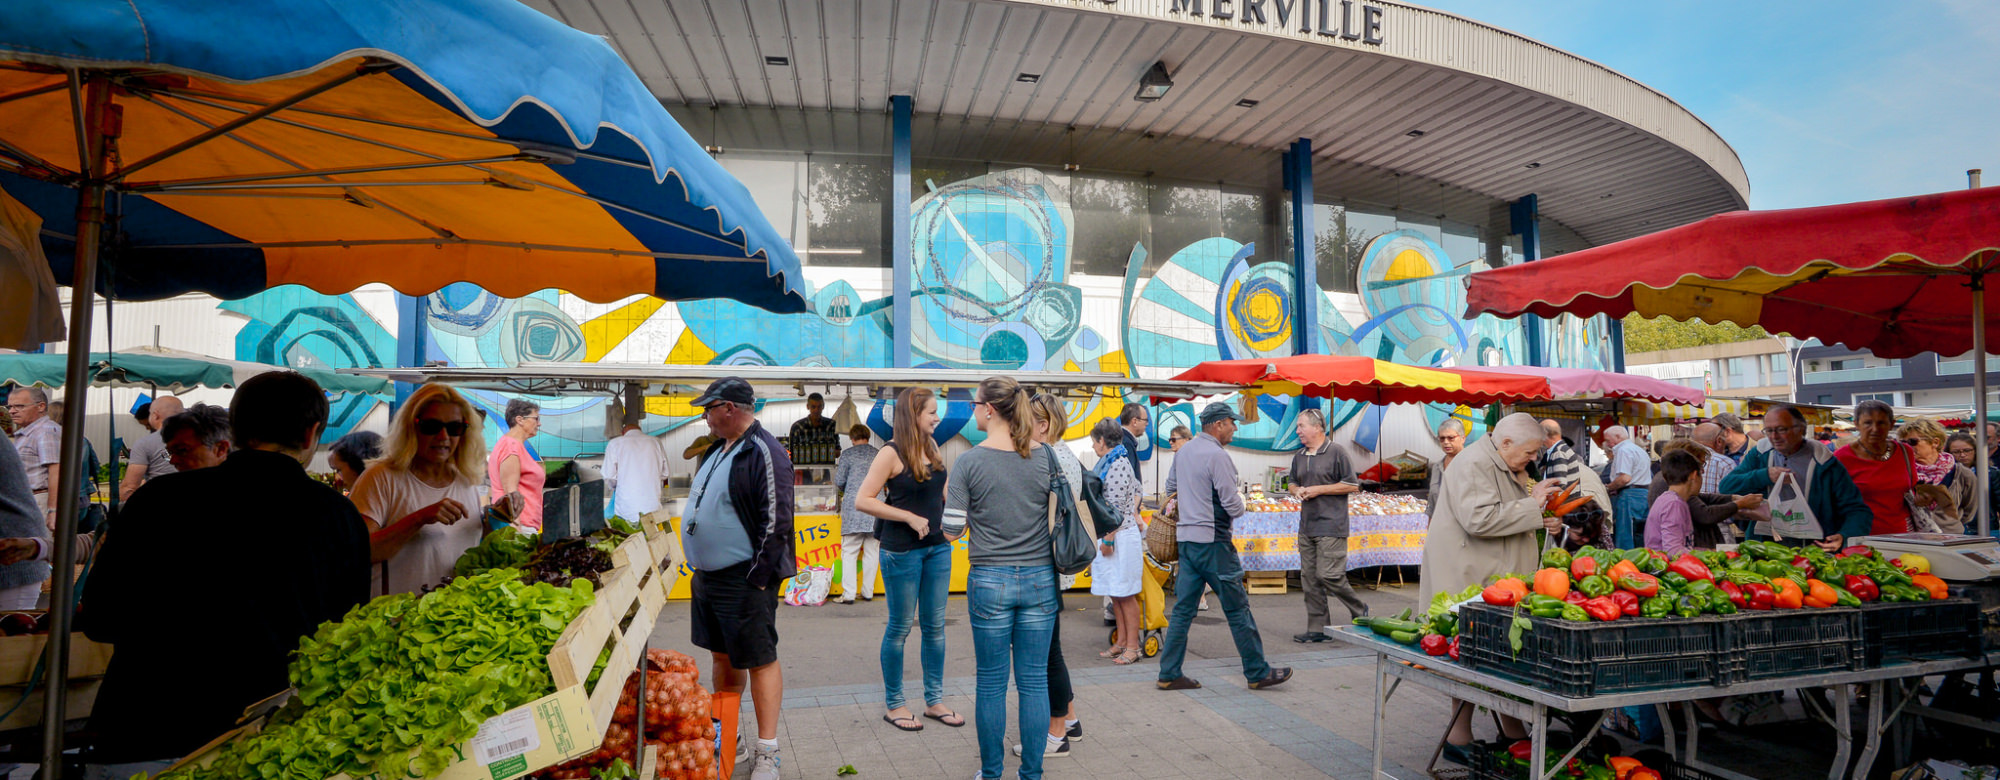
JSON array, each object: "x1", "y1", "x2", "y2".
[{"x1": 1145, "y1": 493, "x2": 1179, "y2": 563}]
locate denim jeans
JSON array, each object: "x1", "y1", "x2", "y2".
[
  {"x1": 880, "y1": 543, "x2": 952, "y2": 711},
  {"x1": 968, "y1": 565, "x2": 1058, "y2": 780},
  {"x1": 1158, "y1": 540, "x2": 1271, "y2": 683},
  {"x1": 1614, "y1": 488, "x2": 1649, "y2": 549}
]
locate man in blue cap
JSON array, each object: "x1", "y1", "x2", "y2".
[
  {"x1": 683, "y1": 377, "x2": 795, "y2": 780},
  {"x1": 1157, "y1": 402, "x2": 1292, "y2": 691}
]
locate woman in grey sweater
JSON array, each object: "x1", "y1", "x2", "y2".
[{"x1": 944, "y1": 377, "x2": 1058, "y2": 780}]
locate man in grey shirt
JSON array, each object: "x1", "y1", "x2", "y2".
[
  {"x1": 120, "y1": 395, "x2": 183, "y2": 501},
  {"x1": 1157, "y1": 403, "x2": 1291, "y2": 692},
  {"x1": 1289, "y1": 407, "x2": 1366, "y2": 643}
]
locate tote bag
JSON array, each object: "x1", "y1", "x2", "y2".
[
  {"x1": 1043, "y1": 446, "x2": 1096, "y2": 576},
  {"x1": 1766, "y1": 470, "x2": 1824, "y2": 540}
]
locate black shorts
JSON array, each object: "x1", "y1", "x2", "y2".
[{"x1": 690, "y1": 562, "x2": 780, "y2": 670}]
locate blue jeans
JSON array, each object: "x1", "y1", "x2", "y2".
[
  {"x1": 1614, "y1": 488, "x2": 1649, "y2": 549},
  {"x1": 880, "y1": 543, "x2": 952, "y2": 711},
  {"x1": 1158, "y1": 540, "x2": 1271, "y2": 683},
  {"x1": 968, "y1": 565, "x2": 1058, "y2": 780}
]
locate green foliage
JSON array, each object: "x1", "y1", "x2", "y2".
[
  {"x1": 1622, "y1": 314, "x2": 1773, "y2": 353},
  {"x1": 453, "y1": 526, "x2": 538, "y2": 577},
  {"x1": 156, "y1": 569, "x2": 595, "y2": 780}
]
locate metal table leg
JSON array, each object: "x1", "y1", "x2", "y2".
[
  {"x1": 1828, "y1": 684, "x2": 1853, "y2": 780},
  {"x1": 1854, "y1": 680, "x2": 1885, "y2": 779},
  {"x1": 1530, "y1": 703, "x2": 1548, "y2": 780},
  {"x1": 1373, "y1": 654, "x2": 1387, "y2": 779}
]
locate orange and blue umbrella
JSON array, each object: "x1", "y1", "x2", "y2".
[{"x1": 0, "y1": 0, "x2": 808, "y2": 311}]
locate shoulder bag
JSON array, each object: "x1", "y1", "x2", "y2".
[{"x1": 1044, "y1": 445, "x2": 1096, "y2": 575}]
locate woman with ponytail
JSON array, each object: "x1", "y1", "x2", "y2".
[{"x1": 944, "y1": 377, "x2": 1060, "y2": 780}]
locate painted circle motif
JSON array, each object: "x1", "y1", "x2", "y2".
[{"x1": 1218, "y1": 258, "x2": 1294, "y2": 360}]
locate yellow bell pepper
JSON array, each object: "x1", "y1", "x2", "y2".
[{"x1": 1893, "y1": 553, "x2": 1930, "y2": 575}]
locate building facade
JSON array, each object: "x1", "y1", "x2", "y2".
[
  {"x1": 1627, "y1": 339, "x2": 1797, "y2": 402},
  {"x1": 1797, "y1": 344, "x2": 2000, "y2": 410},
  {"x1": 49, "y1": 0, "x2": 1750, "y2": 465}
]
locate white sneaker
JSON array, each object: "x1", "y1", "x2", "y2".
[
  {"x1": 750, "y1": 744, "x2": 781, "y2": 780},
  {"x1": 1011, "y1": 738, "x2": 1070, "y2": 758}
]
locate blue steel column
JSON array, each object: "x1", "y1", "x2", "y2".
[
  {"x1": 1509, "y1": 195, "x2": 1543, "y2": 367},
  {"x1": 394, "y1": 292, "x2": 428, "y2": 411},
  {"x1": 891, "y1": 96, "x2": 914, "y2": 369},
  {"x1": 1608, "y1": 314, "x2": 1628, "y2": 373},
  {"x1": 1285, "y1": 139, "x2": 1318, "y2": 355}
]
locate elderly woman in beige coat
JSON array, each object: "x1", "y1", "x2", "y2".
[{"x1": 1418, "y1": 413, "x2": 1563, "y2": 764}]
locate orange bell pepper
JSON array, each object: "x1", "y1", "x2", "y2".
[
  {"x1": 1608, "y1": 756, "x2": 1643, "y2": 780},
  {"x1": 1909, "y1": 573, "x2": 1949, "y2": 600},
  {"x1": 1500, "y1": 577, "x2": 1530, "y2": 597},
  {"x1": 1608, "y1": 558, "x2": 1641, "y2": 581},
  {"x1": 1771, "y1": 578, "x2": 1804, "y2": 609},
  {"x1": 1534, "y1": 568, "x2": 1571, "y2": 600},
  {"x1": 1803, "y1": 578, "x2": 1839, "y2": 609}
]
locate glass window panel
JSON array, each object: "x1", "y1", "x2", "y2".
[{"x1": 807, "y1": 155, "x2": 891, "y2": 268}]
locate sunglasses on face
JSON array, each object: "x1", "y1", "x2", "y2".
[{"x1": 416, "y1": 419, "x2": 468, "y2": 436}]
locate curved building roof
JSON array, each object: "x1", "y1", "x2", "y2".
[{"x1": 524, "y1": 0, "x2": 1748, "y2": 245}]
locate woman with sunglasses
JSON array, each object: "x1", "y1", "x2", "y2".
[
  {"x1": 1946, "y1": 432, "x2": 1999, "y2": 533},
  {"x1": 349, "y1": 383, "x2": 513, "y2": 596},
  {"x1": 489, "y1": 398, "x2": 546, "y2": 532},
  {"x1": 1900, "y1": 419, "x2": 1971, "y2": 534}
]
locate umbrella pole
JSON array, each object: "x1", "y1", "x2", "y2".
[
  {"x1": 42, "y1": 73, "x2": 113, "y2": 779},
  {"x1": 1974, "y1": 273, "x2": 1990, "y2": 537}
]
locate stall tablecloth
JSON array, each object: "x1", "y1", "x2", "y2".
[{"x1": 1231, "y1": 511, "x2": 1429, "y2": 572}]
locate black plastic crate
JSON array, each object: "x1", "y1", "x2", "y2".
[
  {"x1": 1718, "y1": 608, "x2": 1865, "y2": 684},
  {"x1": 1456, "y1": 603, "x2": 1726, "y2": 698},
  {"x1": 1859, "y1": 599, "x2": 1982, "y2": 667}
]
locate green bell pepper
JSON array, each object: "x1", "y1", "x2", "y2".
[
  {"x1": 1683, "y1": 579, "x2": 1719, "y2": 596},
  {"x1": 1660, "y1": 571, "x2": 1691, "y2": 591},
  {"x1": 1561, "y1": 604, "x2": 1589, "y2": 622},
  {"x1": 1619, "y1": 549, "x2": 1652, "y2": 564},
  {"x1": 1674, "y1": 595, "x2": 1704, "y2": 618},
  {"x1": 1527, "y1": 595, "x2": 1568, "y2": 618},
  {"x1": 1541, "y1": 548, "x2": 1573, "y2": 570},
  {"x1": 1577, "y1": 574, "x2": 1615, "y2": 598},
  {"x1": 1827, "y1": 583, "x2": 1862, "y2": 608},
  {"x1": 1637, "y1": 554, "x2": 1667, "y2": 575},
  {"x1": 1710, "y1": 599, "x2": 1738, "y2": 615},
  {"x1": 1754, "y1": 560, "x2": 1793, "y2": 581},
  {"x1": 1641, "y1": 596, "x2": 1674, "y2": 618}
]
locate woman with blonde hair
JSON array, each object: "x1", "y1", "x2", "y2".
[
  {"x1": 856, "y1": 388, "x2": 963, "y2": 732},
  {"x1": 1013, "y1": 392, "x2": 1083, "y2": 760},
  {"x1": 944, "y1": 377, "x2": 1059, "y2": 779},
  {"x1": 349, "y1": 383, "x2": 514, "y2": 596},
  {"x1": 1900, "y1": 418, "x2": 1972, "y2": 534}
]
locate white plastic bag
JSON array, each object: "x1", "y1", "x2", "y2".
[
  {"x1": 782, "y1": 566, "x2": 833, "y2": 606},
  {"x1": 1765, "y1": 470, "x2": 1823, "y2": 540}
]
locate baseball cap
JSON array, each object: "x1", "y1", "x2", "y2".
[
  {"x1": 682, "y1": 434, "x2": 718, "y2": 460},
  {"x1": 1198, "y1": 402, "x2": 1244, "y2": 426},
  {"x1": 690, "y1": 377, "x2": 755, "y2": 408}
]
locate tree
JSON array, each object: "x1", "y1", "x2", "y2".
[{"x1": 1622, "y1": 314, "x2": 1774, "y2": 353}]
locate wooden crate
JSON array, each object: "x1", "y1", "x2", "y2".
[
  {"x1": 165, "y1": 531, "x2": 672, "y2": 780},
  {"x1": 1246, "y1": 572, "x2": 1289, "y2": 595},
  {"x1": 0, "y1": 626, "x2": 114, "y2": 686}
]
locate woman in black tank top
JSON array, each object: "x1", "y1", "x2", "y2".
[{"x1": 854, "y1": 389, "x2": 963, "y2": 731}]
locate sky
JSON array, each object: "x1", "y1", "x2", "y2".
[{"x1": 1412, "y1": 0, "x2": 2000, "y2": 211}]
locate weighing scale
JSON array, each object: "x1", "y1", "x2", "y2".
[{"x1": 1855, "y1": 533, "x2": 2000, "y2": 581}]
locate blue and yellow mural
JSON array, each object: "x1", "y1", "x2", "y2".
[{"x1": 224, "y1": 167, "x2": 1613, "y2": 456}]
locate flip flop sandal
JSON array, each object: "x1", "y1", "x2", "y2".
[
  {"x1": 883, "y1": 714, "x2": 923, "y2": 732},
  {"x1": 924, "y1": 710, "x2": 966, "y2": 728},
  {"x1": 1112, "y1": 649, "x2": 1143, "y2": 665}
]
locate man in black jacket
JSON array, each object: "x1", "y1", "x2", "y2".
[
  {"x1": 82, "y1": 371, "x2": 370, "y2": 773},
  {"x1": 683, "y1": 377, "x2": 795, "y2": 780}
]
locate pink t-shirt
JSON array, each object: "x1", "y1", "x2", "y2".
[
  {"x1": 487, "y1": 436, "x2": 545, "y2": 531},
  {"x1": 1644, "y1": 491, "x2": 1694, "y2": 557}
]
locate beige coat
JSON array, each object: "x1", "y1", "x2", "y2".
[{"x1": 1417, "y1": 435, "x2": 1549, "y2": 605}]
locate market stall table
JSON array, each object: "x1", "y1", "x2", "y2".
[
  {"x1": 1233, "y1": 493, "x2": 1431, "y2": 572},
  {"x1": 1328, "y1": 626, "x2": 1999, "y2": 780}
]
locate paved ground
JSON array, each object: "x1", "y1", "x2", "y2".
[{"x1": 641, "y1": 573, "x2": 1927, "y2": 780}]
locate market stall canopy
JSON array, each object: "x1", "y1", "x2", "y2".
[
  {"x1": 0, "y1": 0, "x2": 809, "y2": 323},
  {"x1": 346, "y1": 363, "x2": 1241, "y2": 401},
  {"x1": 1615, "y1": 397, "x2": 1833, "y2": 427},
  {"x1": 0, "y1": 348, "x2": 389, "y2": 395},
  {"x1": 1461, "y1": 187, "x2": 2000, "y2": 360},
  {"x1": 1155, "y1": 355, "x2": 1551, "y2": 405},
  {"x1": 1446, "y1": 365, "x2": 1705, "y2": 406}
]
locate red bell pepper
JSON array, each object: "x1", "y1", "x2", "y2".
[
  {"x1": 1629, "y1": 769, "x2": 1663, "y2": 780},
  {"x1": 1570, "y1": 556, "x2": 1599, "y2": 581},
  {"x1": 1564, "y1": 590, "x2": 1588, "y2": 605},
  {"x1": 1609, "y1": 590, "x2": 1641, "y2": 617},
  {"x1": 1481, "y1": 583, "x2": 1522, "y2": 607},
  {"x1": 1668, "y1": 553, "x2": 1713, "y2": 582},
  {"x1": 1421, "y1": 633, "x2": 1451, "y2": 656},
  {"x1": 1447, "y1": 636, "x2": 1459, "y2": 661},
  {"x1": 1839, "y1": 545, "x2": 1874, "y2": 559},
  {"x1": 1716, "y1": 579, "x2": 1746, "y2": 608},
  {"x1": 1843, "y1": 573, "x2": 1880, "y2": 602},
  {"x1": 1742, "y1": 582, "x2": 1776, "y2": 610},
  {"x1": 1791, "y1": 555, "x2": 1818, "y2": 580},
  {"x1": 1725, "y1": 550, "x2": 1740, "y2": 559},
  {"x1": 1616, "y1": 572, "x2": 1660, "y2": 598},
  {"x1": 1508, "y1": 740, "x2": 1534, "y2": 761},
  {"x1": 1582, "y1": 596, "x2": 1622, "y2": 621}
]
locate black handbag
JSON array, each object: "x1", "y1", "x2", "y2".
[
  {"x1": 1080, "y1": 469, "x2": 1123, "y2": 537},
  {"x1": 1043, "y1": 446, "x2": 1096, "y2": 576}
]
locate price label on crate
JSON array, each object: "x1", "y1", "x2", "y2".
[{"x1": 471, "y1": 708, "x2": 541, "y2": 765}]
